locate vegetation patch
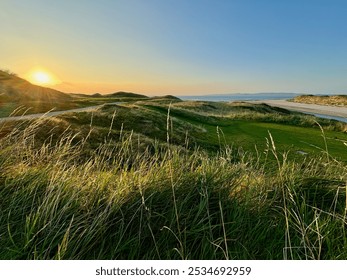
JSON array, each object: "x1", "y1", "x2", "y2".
[
  {"x1": 294, "y1": 95, "x2": 347, "y2": 107},
  {"x1": 0, "y1": 99, "x2": 347, "y2": 260}
]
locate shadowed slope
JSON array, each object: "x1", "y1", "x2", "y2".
[
  {"x1": 0, "y1": 70, "x2": 71, "y2": 102},
  {"x1": 0, "y1": 70, "x2": 74, "y2": 116},
  {"x1": 0, "y1": 71, "x2": 148, "y2": 117}
]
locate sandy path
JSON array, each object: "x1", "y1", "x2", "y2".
[
  {"x1": 0, "y1": 102, "x2": 120, "y2": 123},
  {"x1": 249, "y1": 99, "x2": 347, "y2": 118}
]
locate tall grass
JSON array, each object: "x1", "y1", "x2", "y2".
[{"x1": 0, "y1": 117, "x2": 346, "y2": 259}]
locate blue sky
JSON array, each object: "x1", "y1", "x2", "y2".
[{"x1": 1, "y1": 0, "x2": 347, "y2": 95}]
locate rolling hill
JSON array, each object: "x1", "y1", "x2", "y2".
[
  {"x1": 0, "y1": 70, "x2": 149, "y2": 117},
  {"x1": 0, "y1": 70, "x2": 71, "y2": 102},
  {"x1": 0, "y1": 70, "x2": 74, "y2": 116}
]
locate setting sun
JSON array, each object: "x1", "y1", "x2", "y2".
[
  {"x1": 27, "y1": 69, "x2": 60, "y2": 86},
  {"x1": 33, "y1": 71, "x2": 51, "y2": 84}
]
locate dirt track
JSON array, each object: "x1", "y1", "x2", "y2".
[{"x1": 0, "y1": 102, "x2": 120, "y2": 123}]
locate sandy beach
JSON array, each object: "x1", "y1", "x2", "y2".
[{"x1": 249, "y1": 99, "x2": 347, "y2": 119}]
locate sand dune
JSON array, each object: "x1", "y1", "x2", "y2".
[{"x1": 249, "y1": 99, "x2": 347, "y2": 119}]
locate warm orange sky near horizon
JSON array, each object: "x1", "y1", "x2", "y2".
[{"x1": 2, "y1": 0, "x2": 347, "y2": 95}]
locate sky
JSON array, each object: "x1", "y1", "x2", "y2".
[{"x1": 1, "y1": 0, "x2": 347, "y2": 95}]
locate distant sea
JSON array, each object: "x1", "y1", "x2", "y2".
[{"x1": 179, "y1": 92, "x2": 300, "y2": 101}]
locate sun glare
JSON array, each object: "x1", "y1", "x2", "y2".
[
  {"x1": 27, "y1": 69, "x2": 60, "y2": 86},
  {"x1": 33, "y1": 71, "x2": 51, "y2": 84}
]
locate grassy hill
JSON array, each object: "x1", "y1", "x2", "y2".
[
  {"x1": 0, "y1": 70, "x2": 74, "y2": 116},
  {"x1": 0, "y1": 70, "x2": 150, "y2": 117},
  {"x1": 0, "y1": 93, "x2": 347, "y2": 260},
  {"x1": 105, "y1": 91, "x2": 148, "y2": 99},
  {"x1": 294, "y1": 94, "x2": 347, "y2": 107},
  {"x1": 0, "y1": 70, "x2": 70, "y2": 102},
  {"x1": 8, "y1": 98, "x2": 344, "y2": 160}
]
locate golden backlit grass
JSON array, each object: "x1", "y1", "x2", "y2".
[{"x1": 0, "y1": 115, "x2": 346, "y2": 259}]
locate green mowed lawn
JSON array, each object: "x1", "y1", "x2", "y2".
[
  {"x1": 175, "y1": 115, "x2": 347, "y2": 160},
  {"x1": 221, "y1": 121, "x2": 347, "y2": 158}
]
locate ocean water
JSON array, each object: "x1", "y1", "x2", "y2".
[{"x1": 179, "y1": 92, "x2": 300, "y2": 102}]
